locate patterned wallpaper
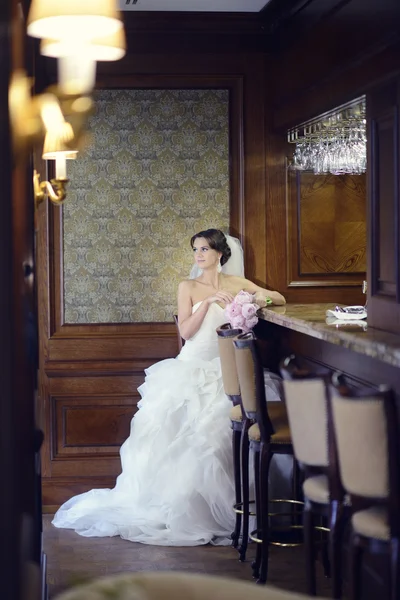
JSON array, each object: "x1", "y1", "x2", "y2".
[{"x1": 63, "y1": 89, "x2": 230, "y2": 323}]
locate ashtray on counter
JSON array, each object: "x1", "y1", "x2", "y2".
[{"x1": 326, "y1": 305, "x2": 367, "y2": 321}]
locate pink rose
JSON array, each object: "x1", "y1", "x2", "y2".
[
  {"x1": 243, "y1": 315, "x2": 258, "y2": 332},
  {"x1": 224, "y1": 302, "x2": 241, "y2": 320},
  {"x1": 231, "y1": 314, "x2": 246, "y2": 328},
  {"x1": 235, "y1": 290, "x2": 254, "y2": 305},
  {"x1": 242, "y1": 302, "x2": 258, "y2": 319}
]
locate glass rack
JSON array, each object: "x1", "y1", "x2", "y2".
[{"x1": 287, "y1": 96, "x2": 366, "y2": 175}]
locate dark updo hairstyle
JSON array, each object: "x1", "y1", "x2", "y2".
[{"x1": 190, "y1": 229, "x2": 231, "y2": 266}]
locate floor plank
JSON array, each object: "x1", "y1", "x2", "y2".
[{"x1": 43, "y1": 515, "x2": 331, "y2": 598}]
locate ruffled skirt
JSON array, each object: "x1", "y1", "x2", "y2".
[{"x1": 52, "y1": 354, "x2": 235, "y2": 546}]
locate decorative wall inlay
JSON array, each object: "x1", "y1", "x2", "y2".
[
  {"x1": 63, "y1": 89, "x2": 230, "y2": 323},
  {"x1": 287, "y1": 169, "x2": 366, "y2": 288},
  {"x1": 298, "y1": 173, "x2": 366, "y2": 275}
]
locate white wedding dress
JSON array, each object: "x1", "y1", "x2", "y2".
[{"x1": 52, "y1": 301, "x2": 236, "y2": 546}]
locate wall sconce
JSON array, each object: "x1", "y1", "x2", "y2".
[
  {"x1": 27, "y1": 0, "x2": 123, "y2": 41},
  {"x1": 9, "y1": 0, "x2": 126, "y2": 209},
  {"x1": 40, "y1": 28, "x2": 127, "y2": 95},
  {"x1": 34, "y1": 122, "x2": 78, "y2": 208}
]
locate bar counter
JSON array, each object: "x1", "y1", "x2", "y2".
[{"x1": 259, "y1": 303, "x2": 400, "y2": 369}]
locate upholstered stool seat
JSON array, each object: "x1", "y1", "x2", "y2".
[
  {"x1": 302, "y1": 475, "x2": 351, "y2": 508},
  {"x1": 352, "y1": 506, "x2": 389, "y2": 541},
  {"x1": 248, "y1": 420, "x2": 291, "y2": 445},
  {"x1": 230, "y1": 404, "x2": 243, "y2": 423},
  {"x1": 302, "y1": 475, "x2": 330, "y2": 505},
  {"x1": 247, "y1": 402, "x2": 291, "y2": 445}
]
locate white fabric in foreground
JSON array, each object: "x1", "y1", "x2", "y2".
[{"x1": 54, "y1": 571, "x2": 325, "y2": 600}]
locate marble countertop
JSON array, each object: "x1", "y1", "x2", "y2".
[{"x1": 259, "y1": 303, "x2": 400, "y2": 368}]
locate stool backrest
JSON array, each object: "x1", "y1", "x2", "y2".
[
  {"x1": 331, "y1": 375, "x2": 400, "y2": 535},
  {"x1": 331, "y1": 378, "x2": 394, "y2": 498},
  {"x1": 216, "y1": 324, "x2": 242, "y2": 402},
  {"x1": 233, "y1": 332, "x2": 274, "y2": 440},
  {"x1": 280, "y1": 356, "x2": 330, "y2": 468}
]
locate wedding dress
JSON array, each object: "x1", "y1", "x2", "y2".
[{"x1": 52, "y1": 301, "x2": 236, "y2": 546}]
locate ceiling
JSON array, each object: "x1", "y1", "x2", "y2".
[{"x1": 120, "y1": 0, "x2": 272, "y2": 11}]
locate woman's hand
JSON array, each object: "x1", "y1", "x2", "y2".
[
  {"x1": 254, "y1": 291, "x2": 273, "y2": 308},
  {"x1": 206, "y1": 290, "x2": 235, "y2": 306}
]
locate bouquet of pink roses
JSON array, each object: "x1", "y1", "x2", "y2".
[{"x1": 224, "y1": 290, "x2": 261, "y2": 332}]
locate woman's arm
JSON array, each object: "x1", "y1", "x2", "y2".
[
  {"x1": 177, "y1": 281, "x2": 209, "y2": 341},
  {"x1": 237, "y1": 277, "x2": 286, "y2": 306},
  {"x1": 177, "y1": 281, "x2": 234, "y2": 340}
]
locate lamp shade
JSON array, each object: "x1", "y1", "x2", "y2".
[
  {"x1": 41, "y1": 27, "x2": 126, "y2": 61},
  {"x1": 42, "y1": 123, "x2": 77, "y2": 160},
  {"x1": 27, "y1": 0, "x2": 123, "y2": 41}
]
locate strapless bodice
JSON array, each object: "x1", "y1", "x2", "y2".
[{"x1": 177, "y1": 301, "x2": 226, "y2": 362}]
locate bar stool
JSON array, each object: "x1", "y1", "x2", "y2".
[
  {"x1": 217, "y1": 325, "x2": 289, "y2": 563},
  {"x1": 280, "y1": 356, "x2": 348, "y2": 599},
  {"x1": 331, "y1": 375, "x2": 400, "y2": 600},
  {"x1": 216, "y1": 324, "x2": 249, "y2": 557},
  {"x1": 233, "y1": 332, "x2": 297, "y2": 584}
]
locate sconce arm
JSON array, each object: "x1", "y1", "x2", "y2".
[{"x1": 33, "y1": 170, "x2": 68, "y2": 208}]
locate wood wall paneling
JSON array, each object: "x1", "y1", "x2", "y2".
[
  {"x1": 52, "y1": 396, "x2": 137, "y2": 453},
  {"x1": 264, "y1": 103, "x2": 366, "y2": 304},
  {"x1": 287, "y1": 170, "x2": 366, "y2": 287},
  {"x1": 269, "y1": 0, "x2": 400, "y2": 129},
  {"x1": 367, "y1": 77, "x2": 400, "y2": 332},
  {"x1": 265, "y1": 0, "x2": 400, "y2": 305}
]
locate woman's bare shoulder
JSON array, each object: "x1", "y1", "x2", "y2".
[
  {"x1": 223, "y1": 274, "x2": 246, "y2": 286},
  {"x1": 178, "y1": 279, "x2": 197, "y2": 290},
  {"x1": 221, "y1": 274, "x2": 247, "y2": 295}
]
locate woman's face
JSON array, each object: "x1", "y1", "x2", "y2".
[{"x1": 192, "y1": 237, "x2": 221, "y2": 271}]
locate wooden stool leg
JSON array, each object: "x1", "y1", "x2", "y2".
[
  {"x1": 330, "y1": 501, "x2": 345, "y2": 599},
  {"x1": 252, "y1": 448, "x2": 261, "y2": 579},
  {"x1": 291, "y1": 457, "x2": 302, "y2": 527},
  {"x1": 321, "y1": 521, "x2": 331, "y2": 580},
  {"x1": 238, "y1": 422, "x2": 250, "y2": 561},
  {"x1": 304, "y1": 499, "x2": 317, "y2": 596},
  {"x1": 350, "y1": 533, "x2": 362, "y2": 600},
  {"x1": 231, "y1": 426, "x2": 242, "y2": 548},
  {"x1": 257, "y1": 442, "x2": 272, "y2": 585},
  {"x1": 390, "y1": 537, "x2": 400, "y2": 600}
]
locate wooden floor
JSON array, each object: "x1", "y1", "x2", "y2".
[{"x1": 43, "y1": 515, "x2": 332, "y2": 598}]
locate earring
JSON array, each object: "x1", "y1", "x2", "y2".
[{"x1": 217, "y1": 261, "x2": 222, "y2": 273}]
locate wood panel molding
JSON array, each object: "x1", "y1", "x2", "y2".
[
  {"x1": 51, "y1": 395, "x2": 137, "y2": 457},
  {"x1": 286, "y1": 168, "x2": 366, "y2": 288}
]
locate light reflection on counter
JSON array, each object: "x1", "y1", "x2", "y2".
[{"x1": 325, "y1": 316, "x2": 368, "y2": 331}]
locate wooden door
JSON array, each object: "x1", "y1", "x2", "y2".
[
  {"x1": 0, "y1": 0, "x2": 42, "y2": 598},
  {"x1": 367, "y1": 76, "x2": 400, "y2": 333}
]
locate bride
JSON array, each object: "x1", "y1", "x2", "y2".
[{"x1": 52, "y1": 229, "x2": 286, "y2": 546}]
